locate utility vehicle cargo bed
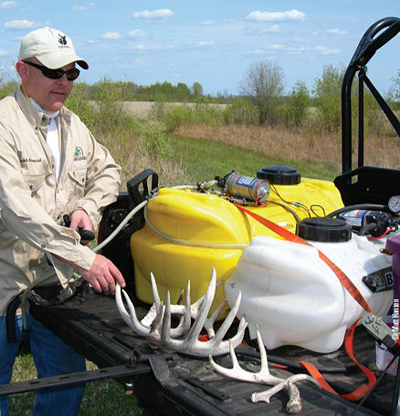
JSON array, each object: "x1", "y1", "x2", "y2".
[{"x1": 31, "y1": 288, "x2": 394, "y2": 416}]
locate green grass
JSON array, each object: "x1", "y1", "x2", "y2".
[
  {"x1": 166, "y1": 133, "x2": 338, "y2": 184},
  {"x1": 9, "y1": 357, "x2": 141, "y2": 416}
]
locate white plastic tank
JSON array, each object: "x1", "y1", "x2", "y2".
[{"x1": 224, "y1": 227, "x2": 394, "y2": 353}]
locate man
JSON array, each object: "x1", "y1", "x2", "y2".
[{"x1": 0, "y1": 27, "x2": 125, "y2": 415}]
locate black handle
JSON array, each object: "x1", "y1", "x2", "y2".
[{"x1": 63, "y1": 214, "x2": 95, "y2": 241}]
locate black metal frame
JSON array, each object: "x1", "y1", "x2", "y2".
[
  {"x1": 334, "y1": 17, "x2": 400, "y2": 206},
  {"x1": 341, "y1": 16, "x2": 400, "y2": 172}
]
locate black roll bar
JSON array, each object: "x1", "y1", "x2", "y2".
[{"x1": 341, "y1": 16, "x2": 400, "y2": 173}]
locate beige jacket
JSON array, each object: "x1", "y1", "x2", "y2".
[{"x1": 0, "y1": 88, "x2": 121, "y2": 316}]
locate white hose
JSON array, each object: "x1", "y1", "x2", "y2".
[
  {"x1": 94, "y1": 199, "x2": 148, "y2": 253},
  {"x1": 20, "y1": 198, "x2": 149, "y2": 330},
  {"x1": 171, "y1": 185, "x2": 198, "y2": 190},
  {"x1": 143, "y1": 205, "x2": 248, "y2": 249}
]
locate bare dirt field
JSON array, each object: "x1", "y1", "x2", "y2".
[
  {"x1": 121, "y1": 101, "x2": 227, "y2": 120},
  {"x1": 121, "y1": 101, "x2": 154, "y2": 120}
]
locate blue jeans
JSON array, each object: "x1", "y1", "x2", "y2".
[{"x1": 0, "y1": 314, "x2": 86, "y2": 416}]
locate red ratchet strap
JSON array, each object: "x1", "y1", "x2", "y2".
[
  {"x1": 300, "y1": 321, "x2": 376, "y2": 401},
  {"x1": 235, "y1": 205, "x2": 377, "y2": 400}
]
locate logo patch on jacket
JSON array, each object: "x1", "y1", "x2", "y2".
[{"x1": 73, "y1": 146, "x2": 87, "y2": 162}]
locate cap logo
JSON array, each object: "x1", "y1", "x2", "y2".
[{"x1": 58, "y1": 34, "x2": 67, "y2": 46}]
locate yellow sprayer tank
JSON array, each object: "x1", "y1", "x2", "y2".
[{"x1": 130, "y1": 172, "x2": 344, "y2": 315}]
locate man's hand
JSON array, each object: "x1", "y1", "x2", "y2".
[
  {"x1": 70, "y1": 209, "x2": 94, "y2": 246},
  {"x1": 80, "y1": 254, "x2": 126, "y2": 295}
]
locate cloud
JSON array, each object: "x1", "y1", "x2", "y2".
[
  {"x1": 0, "y1": 1, "x2": 16, "y2": 8},
  {"x1": 72, "y1": 3, "x2": 94, "y2": 12},
  {"x1": 196, "y1": 40, "x2": 215, "y2": 47},
  {"x1": 4, "y1": 20, "x2": 36, "y2": 29},
  {"x1": 200, "y1": 20, "x2": 215, "y2": 26},
  {"x1": 132, "y1": 9, "x2": 173, "y2": 19},
  {"x1": 246, "y1": 9, "x2": 305, "y2": 22},
  {"x1": 132, "y1": 43, "x2": 162, "y2": 51},
  {"x1": 101, "y1": 31, "x2": 122, "y2": 40},
  {"x1": 251, "y1": 43, "x2": 340, "y2": 57},
  {"x1": 127, "y1": 29, "x2": 145, "y2": 38},
  {"x1": 0, "y1": 49, "x2": 8, "y2": 56},
  {"x1": 327, "y1": 28, "x2": 347, "y2": 35},
  {"x1": 269, "y1": 44, "x2": 285, "y2": 50},
  {"x1": 315, "y1": 45, "x2": 340, "y2": 55}
]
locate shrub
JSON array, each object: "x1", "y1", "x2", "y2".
[
  {"x1": 140, "y1": 124, "x2": 169, "y2": 159},
  {"x1": 313, "y1": 65, "x2": 344, "y2": 133},
  {"x1": 0, "y1": 69, "x2": 18, "y2": 99},
  {"x1": 66, "y1": 83, "x2": 96, "y2": 129},
  {"x1": 280, "y1": 81, "x2": 311, "y2": 129},
  {"x1": 223, "y1": 98, "x2": 258, "y2": 125},
  {"x1": 163, "y1": 105, "x2": 193, "y2": 132}
]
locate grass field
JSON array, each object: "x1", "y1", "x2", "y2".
[{"x1": 9, "y1": 355, "x2": 140, "y2": 415}]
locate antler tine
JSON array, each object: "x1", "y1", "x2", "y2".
[
  {"x1": 190, "y1": 277, "x2": 223, "y2": 316},
  {"x1": 204, "y1": 300, "x2": 226, "y2": 339},
  {"x1": 150, "y1": 272, "x2": 161, "y2": 313},
  {"x1": 209, "y1": 339, "x2": 261, "y2": 382},
  {"x1": 147, "y1": 302, "x2": 165, "y2": 348},
  {"x1": 158, "y1": 289, "x2": 194, "y2": 341},
  {"x1": 209, "y1": 332, "x2": 282, "y2": 384},
  {"x1": 228, "y1": 316, "x2": 248, "y2": 346},
  {"x1": 140, "y1": 303, "x2": 157, "y2": 328},
  {"x1": 209, "y1": 315, "x2": 247, "y2": 355},
  {"x1": 209, "y1": 291, "x2": 241, "y2": 346},
  {"x1": 169, "y1": 280, "x2": 192, "y2": 338},
  {"x1": 161, "y1": 291, "x2": 172, "y2": 344},
  {"x1": 115, "y1": 284, "x2": 149, "y2": 336},
  {"x1": 140, "y1": 273, "x2": 164, "y2": 329},
  {"x1": 256, "y1": 324, "x2": 269, "y2": 373},
  {"x1": 185, "y1": 268, "x2": 216, "y2": 344},
  {"x1": 167, "y1": 283, "x2": 192, "y2": 338},
  {"x1": 150, "y1": 272, "x2": 188, "y2": 316},
  {"x1": 115, "y1": 283, "x2": 133, "y2": 328}
]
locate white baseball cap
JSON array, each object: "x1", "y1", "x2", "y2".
[{"x1": 18, "y1": 27, "x2": 88, "y2": 70}]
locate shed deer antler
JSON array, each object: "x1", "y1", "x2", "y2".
[
  {"x1": 209, "y1": 327, "x2": 320, "y2": 414},
  {"x1": 116, "y1": 268, "x2": 247, "y2": 357}
]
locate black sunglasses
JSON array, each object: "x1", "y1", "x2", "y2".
[{"x1": 23, "y1": 61, "x2": 80, "y2": 81}]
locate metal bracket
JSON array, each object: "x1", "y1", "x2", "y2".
[{"x1": 361, "y1": 313, "x2": 400, "y2": 356}]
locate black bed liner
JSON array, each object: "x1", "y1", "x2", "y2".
[{"x1": 30, "y1": 287, "x2": 393, "y2": 416}]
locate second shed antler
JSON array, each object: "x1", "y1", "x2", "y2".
[{"x1": 209, "y1": 327, "x2": 320, "y2": 414}]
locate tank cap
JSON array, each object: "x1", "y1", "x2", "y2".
[
  {"x1": 296, "y1": 217, "x2": 352, "y2": 243},
  {"x1": 257, "y1": 166, "x2": 301, "y2": 185}
]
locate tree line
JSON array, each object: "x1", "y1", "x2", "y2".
[{"x1": 1, "y1": 61, "x2": 399, "y2": 135}]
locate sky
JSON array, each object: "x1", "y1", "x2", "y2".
[{"x1": 0, "y1": 1, "x2": 399, "y2": 96}]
